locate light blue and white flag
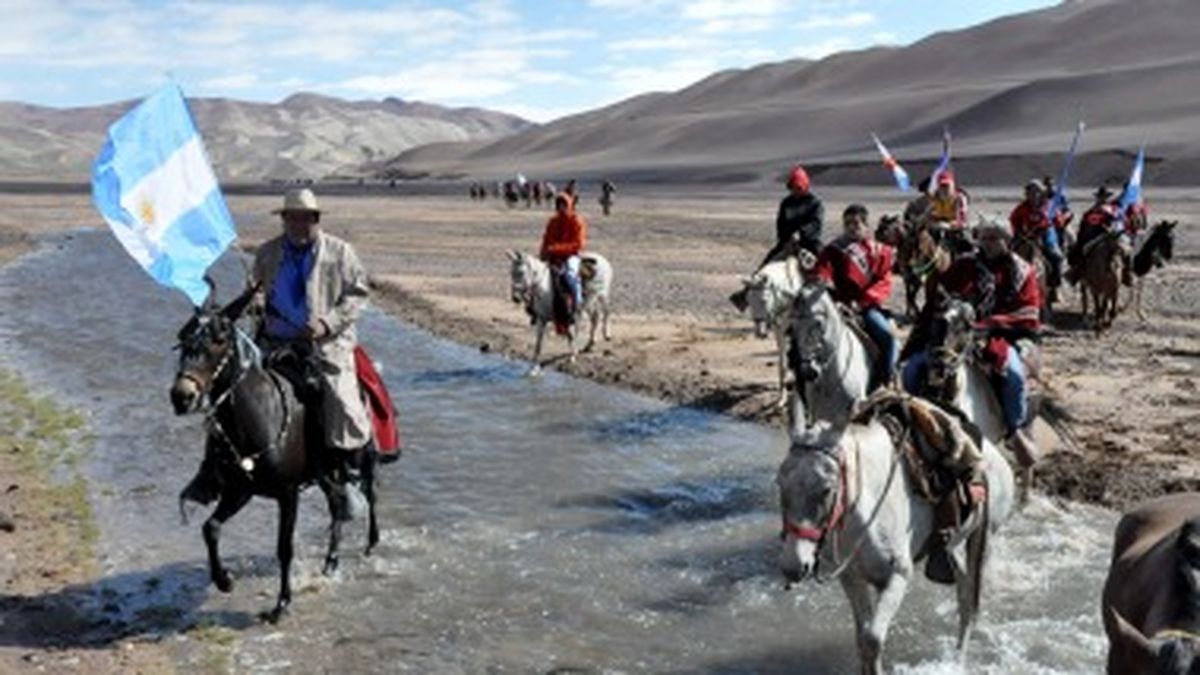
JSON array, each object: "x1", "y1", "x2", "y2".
[
  {"x1": 92, "y1": 84, "x2": 236, "y2": 306},
  {"x1": 1114, "y1": 145, "x2": 1145, "y2": 233},
  {"x1": 1046, "y1": 120, "x2": 1085, "y2": 222}
]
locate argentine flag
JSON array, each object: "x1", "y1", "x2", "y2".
[{"x1": 92, "y1": 84, "x2": 236, "y2": 306}]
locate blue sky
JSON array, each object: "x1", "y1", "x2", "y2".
[{"x1": 1, "y1": 0, "x2": 1057, "y2": 122}]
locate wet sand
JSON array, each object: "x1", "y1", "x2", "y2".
[{"x1": 1, "y1": 185, "x2": 1198, "y2": 514}]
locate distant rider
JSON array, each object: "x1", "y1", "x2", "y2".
[{"x1": 1009, "y1": 180, "x2": 1065, "y2": 299}]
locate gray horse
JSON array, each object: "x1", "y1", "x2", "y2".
[{"x1": 777, "y1": 397, "x2": 1015, "y2": 674}]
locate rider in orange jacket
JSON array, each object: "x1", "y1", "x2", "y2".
[{"x1": 540, "y1": 194, "x2": 588, "y2": 324}]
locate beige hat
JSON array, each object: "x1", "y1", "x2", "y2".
[{"x1": 273, "y1": 188, "x2": 320, "y2": 214}]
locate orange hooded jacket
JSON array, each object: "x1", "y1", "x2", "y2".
[{"x1": 540, "y1": 209, "x2": 587, "y2": 264}]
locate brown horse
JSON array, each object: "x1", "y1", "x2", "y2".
[
  {"x1": 1103, "y1": 493, "x2": 1200, "y2": 674},
  {"x1": 170, "y1": 281, "x2": 380, "y2": 623},
  {"x1": 1079, "y1": 231, "x2": 1127, "y2": 334},
  {"x1": 877, "y1": 215, "x2": 949, "y2": 320}
]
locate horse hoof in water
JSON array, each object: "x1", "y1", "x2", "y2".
[
  {"x1": 323, "y1": 555, "x2": 340, "y2": 576},
  {"x1": 213, "y1": 571, "x2": 234, "y2": 593},
  {"x1": 261, "y1": 603, "x2": 289, "y2": 625}
]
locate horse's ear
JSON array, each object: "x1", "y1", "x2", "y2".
[
  {"x1": 506, "y1": 249, "x2": 520, "y2": 262},
  {"x1": 201, "y1": 275, "x2": 218, "y2": 313},
  {"x1": 221, "y1": 282, "x2": 262, "y2": 322}
]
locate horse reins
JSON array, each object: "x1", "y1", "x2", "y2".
[
  {"x1": 783, "y1": 432, "x2": 903, "y2": 583},
  {"x1": 188, "y1": 335, "x2": 291, "y2": 475}
]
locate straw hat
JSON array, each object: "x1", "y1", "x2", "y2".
[{"x1": 273, "y1": 188, "x2": 320, "y2": 214}]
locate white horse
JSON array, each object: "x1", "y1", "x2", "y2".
[
  {"x1": 777, "y1": 399, "x2": 1016, "y2": 674},
  {"x1": 508, "y1": 250, "x2": 612, "y2": 376},
  {"x1": 741, "y1": 257, "x2": 803, "y2": 407},
  {"x1": 787, "y1": 278, "x2": 876, "y2": 443}
]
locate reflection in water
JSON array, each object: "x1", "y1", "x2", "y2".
[{"x1": 0, "y1": 232, "x2": 1114, "y2": 674}]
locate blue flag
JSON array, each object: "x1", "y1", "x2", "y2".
[
  {"x1": 1114, "y1": 146, "x2": 1145, "y2": 233},
  {"x1": 1046, "y1": 121, "x2": 1085, "y2": 221},
  {"x1": 92, "y1": 84, "x2": 236, "y2": 306}
]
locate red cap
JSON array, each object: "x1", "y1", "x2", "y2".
[
  {"x1": 787, "y1": 165, "x2": 810, "y2": 192},
  {"x1": 936, "y1": 171, "x2": 955, "y2": 186}
]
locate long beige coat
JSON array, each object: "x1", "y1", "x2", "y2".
[{"x1": 253, "y1": 230, "x2": 372, "y2": 450}]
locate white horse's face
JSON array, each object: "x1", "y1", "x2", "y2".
[
  {"x1": 744, "y1": 274, "x2": 774, "y2": 338},
  {"x1": 777, "y1": 446, "x2": 841, "y2": 583},
  {"x1": 509, "y1": 253, "x2": 534, "y2": 305},
  {"x1": 790, "y1": 286, "x2": 834, "y2": 381}
]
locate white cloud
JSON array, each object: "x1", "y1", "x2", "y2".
[
  {"x1": 796, "y1": 11, "x2": 877, "y2": 30},
  {"x1": 608, "y1": 35, "x2": 710, "y2": 52},
  {"x1": 681, "y1": 0, "x2": 786, "y2": 20},
  {"x1": 791, "y1": 37, "x2": 855, "y2": 60},
  {"x1": 871, "y1": 31, "x2": 900, "y2": 45},
  {"x1": 598, "y1": 56, "x2": 720, "y2": 100}
]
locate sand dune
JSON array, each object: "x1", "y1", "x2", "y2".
[
  {"x1": 384, "y1": 0, "x2": 1200, "y2": 185},
  {"x1": 0, "y1": 93, "x2": 531, "y2": 183}
]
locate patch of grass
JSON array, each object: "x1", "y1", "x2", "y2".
[{"x1": 0, "y1": 365, "x2": 97, "y2": 576}]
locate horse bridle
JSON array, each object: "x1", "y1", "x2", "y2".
[
  {"x1": 781, "y1": 435, "x2": 902, "y2": 584},
  {"x1": 178, "y1": 320, "x2": 289, "y2": 474}
]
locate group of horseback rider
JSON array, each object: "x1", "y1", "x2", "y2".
[{"x1": 737, "y1": 163, "x2": 1154, "y2": 475}]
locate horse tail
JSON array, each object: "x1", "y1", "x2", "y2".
[{"x1": 1031, "y1": 392, "x2": 1080, "y2": 452}]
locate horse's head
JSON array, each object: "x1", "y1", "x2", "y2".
[
  {"x1": 924, "y1": 294, "x2": 976, "y2": 400},
  {"x1": 777, "y1": 435, "x2": 843, "y2": 584},
  {"x1": 1154, "y1": 220, "x2": 1178, "y2": 264},
  {"x1": 874, "y1": 214, "x2": 902, "y2": 247},
  {"x1": 789, "y1": 283, "x2": 837, "y2": 382},
  {"x1": 169, "y1": 279, "x2": 258, "y2": 415},
  {"x1": 744, "y1": 258, "x2": 800, "y2": 338},
  {"x1": 507, "y1": 249, "x2": 536, "y2": 306}
]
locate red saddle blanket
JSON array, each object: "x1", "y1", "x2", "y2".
[{"x1": 354, "y1": 345, "x2": 402, "y2": 456}]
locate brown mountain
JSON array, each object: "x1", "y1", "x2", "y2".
[
  {"x1": 0, "y1": 93, "x2": 532, "y2": 182},
  {"x1": 383, "y1": 0, "x2": 1200, "y2": 186}
]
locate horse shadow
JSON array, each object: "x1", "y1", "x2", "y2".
[{"x1": 0, "y1": 555, "x2": 278, "y2": 650}]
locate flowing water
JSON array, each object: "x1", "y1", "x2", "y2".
[{"x1": 0, "y1": 231, "x2": 1116, "y2": 673}]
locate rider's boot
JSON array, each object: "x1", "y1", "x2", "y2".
[
  {"x1": 1007, "y1": 426, "x2": 1039, "y2": 469},
  {"x1": 924, "y1": 493, "x2": 961, "y2": 585}
]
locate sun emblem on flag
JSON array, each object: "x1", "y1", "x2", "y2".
[{"x1": 139, "y1": 198, "x2": 156, "y2": 225}]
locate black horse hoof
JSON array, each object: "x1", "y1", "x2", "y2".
[
  {"x1": 364, "y1": 544, "x2": 376, "y2": 558},
  {"x1": 261, "y1": 603, "x2": 289, "y2": 624},
  {"x1": 323, "y1": 556, "x2": 340, "y2": 576},
  {"x1": 213, "y1": 572, "x2": 234, "y2": 593}
]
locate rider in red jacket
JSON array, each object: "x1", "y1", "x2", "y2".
[
  {"x1": 902, "y1": 217, "x2": 1040, "y2": 467},
  {"x1": 1009, "y1": 180, "x2": 1066, "y2": 297},
  {"x1": 812, "y1": 203, "x2": 897, "y2": 390}
]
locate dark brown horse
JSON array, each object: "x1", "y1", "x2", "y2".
[
  {"x1": 1128, "y1": 220, "x2": 1177, "y2": 321},
  {"x1": 169, "y1": 281, "x2": 379, "y2": 623}
]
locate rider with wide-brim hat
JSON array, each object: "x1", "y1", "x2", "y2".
[
  {"x1": 1065, "y1": 183, "x2": 1121, "y2": 284},
  {"x1": 256, "y1": 187, "x2": 375, "y2": 520}
]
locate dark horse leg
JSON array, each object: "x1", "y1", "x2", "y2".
[
  {"x1": 363, "y1": 448, "x2": 379, "y2": 556},
  {"x1": 322, "y1": 485, "x2": 344, "y2": 576},
  {"x1": 203, "y1": 490, "x2": 252, "y2": 593},
  {"x1": 266, "y1": 487, "x2": 299, "y2": 624}
]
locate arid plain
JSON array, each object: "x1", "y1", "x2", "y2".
[{"x1": 3, "y1": 183, "x2": 1197, "y2": 511}]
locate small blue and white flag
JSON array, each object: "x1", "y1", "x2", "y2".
[
  {"x1": 928, "y1": 126, "x2": 952, "y2": 190},
  {"x1": 1114, "y1": 146, "x2": 1145, "y2": 233},
  {"x1": 92, "y1": 84, "x2": 236, "y2": 306},
  {"x1": 871, "y1": 133, "x2": 911, "y2": 193}
]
